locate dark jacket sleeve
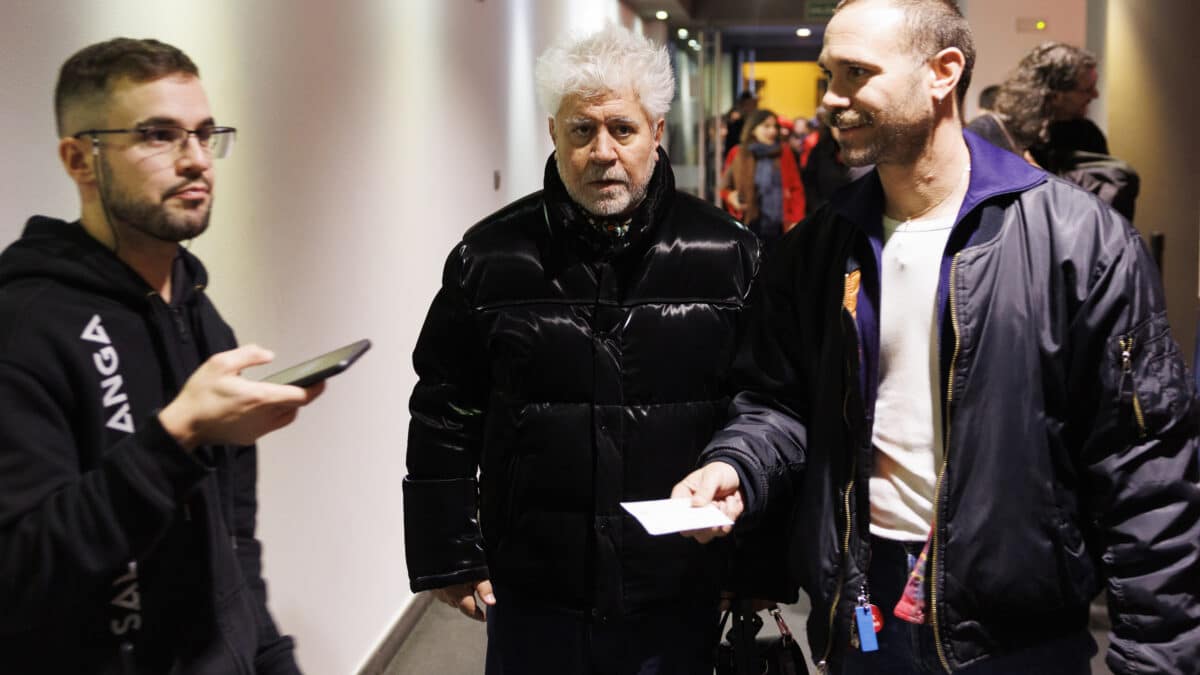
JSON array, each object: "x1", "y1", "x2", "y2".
[
  {"x1": 0, "y1": 360, "x2": 208, "y2": 632},
  {"x1": 701, "y1": 237, "x2": 812, "y2": 604},
  {"x1": 403, "y1": 245, "x2": 490, "y2": 592},
  {"x1": 1071, "y1": 219, "x2": 1200, "y2": 674},
  {"x1": 229, "y1": 444, "x2": 300, "y2": 675},
  {"x1": 700, "y1": 242, "x2": 811, "y2": 529}
]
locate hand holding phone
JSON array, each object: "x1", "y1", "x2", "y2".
[{"x1": 260, "y1": 339, "x2": 371, "y2": 387}]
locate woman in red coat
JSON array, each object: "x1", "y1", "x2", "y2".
[{"x1": 720, "y1": 109, "x2": 805, "y2": 251}]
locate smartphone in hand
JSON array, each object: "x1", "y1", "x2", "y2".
[{"x1": 260, "y1": 339, "x2": 371, "y2": 387}]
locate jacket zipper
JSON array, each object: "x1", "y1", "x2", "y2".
[
  {"x1": 816, "y1": 441, "x2": 864, "y2": 667},
  {"x1": 930, "y1": 254, "x2": 962, "y2": 674},
  {"x1": 1118, "y1": 336, "x2": 1147, "y2": 438},
  {"x1": 818, "y1": 312, "x2": 861, "y2": 672}
]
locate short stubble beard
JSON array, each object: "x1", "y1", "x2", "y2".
[
  {"x1": 99, "y1": 155, "x2": 211, "y2": 244},
  {"x1": 832, "y1": 75, "x2": 934, "y2": 168}
]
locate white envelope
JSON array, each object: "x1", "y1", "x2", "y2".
[{"x1": 620, "y1": 497, "x2": 734, "y2": 536}]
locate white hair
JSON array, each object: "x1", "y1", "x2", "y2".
[{"x1": 535, "y1": 24, "x2": 675, "y2": 122}]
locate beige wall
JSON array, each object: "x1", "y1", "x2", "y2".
[
  {"x1": 965, "y1": 0, "x2": 1199, "y2": 363},
  {"x1": 1102, "y1": 0, "x2": 1200, "y2": 361},
  {"x1": 962, "y1": 0, "x2": 1089, "y2": 120},
  {"x1": 2, "y1": 2, "x2": 1195, "y2": 673},
  {"x1": 0, "y1": 1, "x2": 629, "y2": 672}
]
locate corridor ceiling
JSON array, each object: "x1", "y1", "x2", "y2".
[{"x1": 624, "y1": 0, "x2": 825, "y2": 26}]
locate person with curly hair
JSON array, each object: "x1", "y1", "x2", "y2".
[{"x1": 968, "y1": 42, "x2": 1137, "y2": 219}]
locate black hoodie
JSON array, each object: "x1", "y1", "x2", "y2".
[{"x1": 0, "y1": 217, "x2": 299, "y2": 674}]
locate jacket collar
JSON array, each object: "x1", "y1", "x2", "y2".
[
  {"x1": 831, "y1": 129, "x2": 1047, "y2": 230},
  {"x1": 542, "y1": 147, "x2": 674, "y2": 257}
]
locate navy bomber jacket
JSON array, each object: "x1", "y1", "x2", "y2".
[{"x1": 703, "y1": 132, "x2": 1200, "y2": 674}]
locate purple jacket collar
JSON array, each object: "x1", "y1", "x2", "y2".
[{"x1": 831, "y1": 129, "x2": 1046, "y2": 229}]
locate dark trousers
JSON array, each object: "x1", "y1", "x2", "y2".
[
  {"x1": 835, "y1": 536, "x2": 1095, "y2": 675},
  {"x1": 484, "y1": 591, "x2": 719, "y2": 675}
]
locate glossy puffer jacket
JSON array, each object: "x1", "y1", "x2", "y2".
[
  {"x1": 703, "y1": 133, "x2": 1200, "y2": 674},
  {"x1": 404, "y1": 149, "x2": 761, "y2": 619}
]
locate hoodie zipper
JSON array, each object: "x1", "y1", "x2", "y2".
[
  {"x1": 929, "y1": 254, "x2": 962, "y2": 674},
  {"x1": 1118, "y1": 336, "x2": 1147, "y2": 438}
]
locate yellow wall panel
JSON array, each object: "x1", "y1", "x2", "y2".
[{"x1": 742, "y1": 61, "x2": 824, "y2": 122}]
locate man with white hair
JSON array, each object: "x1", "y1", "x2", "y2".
[{"x1": 403, "y1": 24, "x2": 760, "y2": 674}]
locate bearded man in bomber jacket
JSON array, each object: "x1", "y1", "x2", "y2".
[
  {"x1": 404, "y1": 25, "x2": 761, "y2": 675},
  {"x1": 675, "y1": 1, "x2": 1200, "y2": 674},
  {"x1": 0, "y1": 39, "x2": 322, "y2": 673}
]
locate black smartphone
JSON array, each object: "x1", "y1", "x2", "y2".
[{"x1": 260, "y1": 339, "x2": 371, "y2": 387}]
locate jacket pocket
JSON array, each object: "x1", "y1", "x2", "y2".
[
  {"x1": 1113, "y1": 312, "x2": 1190, "y2": 441},
  {"x1": 484, "y1": 454, "x2": 522, "y2": 552},
  {"x1": 1050, "y1": 514, "x2": 1097, "y2": 608}
]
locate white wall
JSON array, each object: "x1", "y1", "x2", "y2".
[
  {"x1": 961, "y1": 0, "x2": 1089, "y2": 120},
  {"x1": 0, "y1": 1, "x2": 627, "y2": 673}
]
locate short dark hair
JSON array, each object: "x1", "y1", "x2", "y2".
[
  {"x1": 55, "y1": 37, "x2": 199, "y2": 136},
  {"x1": 993, "y1": 42, "x2": 1096, "y2": 150},
  {"x1": 977, "y1": 84, "x2": 1000, "y2": 110},
  {"x1": 835, "y1": 0, "x2": 976, "y2": 107}
]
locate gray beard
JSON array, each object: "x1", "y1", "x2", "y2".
[{"x1": 556, "y1": 156, "x2": 652, "y2": 219}]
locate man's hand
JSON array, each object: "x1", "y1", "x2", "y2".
[
  {"x1": 671, "y1": 461, "x2": 744, "y2": 543},
  {"x1": 433, "y1": 579, "x2": 495, "y2": 622},
  {"x1": 727, "y1": 190, "x2": 745, "y2": 213},
  {"x1": 158, "y1": 345, "x2": 325, "y2": 451}
]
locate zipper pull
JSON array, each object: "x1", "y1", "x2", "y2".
[
  {"x1": 1119, "y1": 337, "x2": 1148, "y2": 438},
  {"x1": 858, "y1": 583, "x2": 885, "y2": 621},
  {"x1": 857, "y1": 583, "x2": 870, "y2": 607},
  {"x1": 1119, "y1": 337, "x2": 1133, "y2": 371}
]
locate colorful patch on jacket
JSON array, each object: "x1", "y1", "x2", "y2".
[{"x1": 843, "y1": 269, "x2": 861, "y2": 320}]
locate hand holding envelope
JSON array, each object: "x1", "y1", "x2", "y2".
[
  {"x1": 621, "y1": 498, "x2": 734, "y2": 535},
  {"x1": 668, "y1": 460, "x2": 746, "y2": 543},
  {"x1": 624, "y1": 461, "x2": 746, "y2": 541}
]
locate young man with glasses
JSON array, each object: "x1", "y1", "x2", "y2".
[{"x1": 0, "y1": 38, "x2": 321, "y2": 674}]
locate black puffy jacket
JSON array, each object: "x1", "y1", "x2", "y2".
[
  {"x1": 703, "y1": 133, "x2": 1200, "y2": 673},
  {"x1": 404, "y1": 150, "x2": 760, "y2": 618}
]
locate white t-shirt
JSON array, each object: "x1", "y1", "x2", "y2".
[{"x1": 868, "y1": 212, "x2": 956, "y2": 541}]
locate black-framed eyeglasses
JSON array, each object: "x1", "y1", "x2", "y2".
[{"x1": 73, "y1": 125, "x2": 237, "y2": 159}]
